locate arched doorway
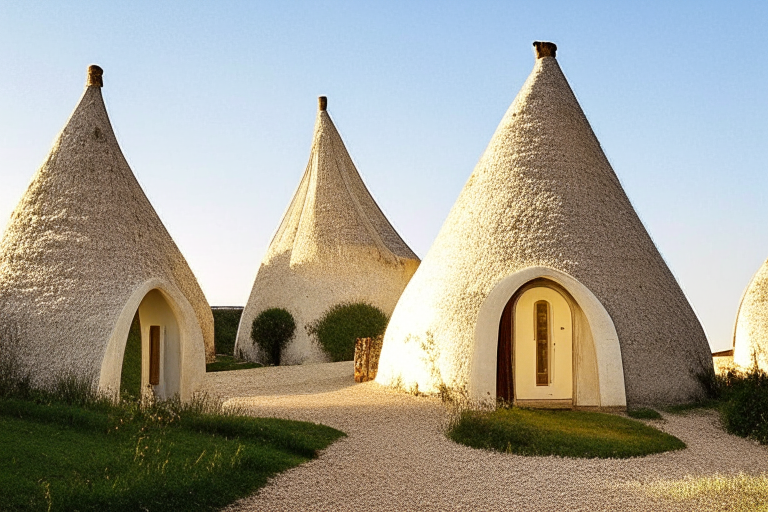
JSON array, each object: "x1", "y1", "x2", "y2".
[
  {"x1": 497, "y1": 279, "x2": 574, "y2": 405},
  {"x1": 118, "y1": 289, "x2": 182, "y2": 399},
  {"x1": 100, "y1": 280, "x2": 207, "y2": 402},
  {"x1": 471, "y1": 267, "x2": 626, "y2": 407}
]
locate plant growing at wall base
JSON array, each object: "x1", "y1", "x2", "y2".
[
  {"x1": 251, "y1": 308, "x2": 296, "y2": 365},
  {"x1": 718, "y1": 361, "x2": 768, "y2": 444},
  {"x1": 307, "y1": 302, "x2": 389, "y2": 362}
]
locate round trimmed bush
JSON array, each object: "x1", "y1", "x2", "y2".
[
  {"x1": 308, "y1": 302, "x2": 388, "y2": 362},
  {"x1": 251, "y1": 308, "x2": 296, "y2": 365}
]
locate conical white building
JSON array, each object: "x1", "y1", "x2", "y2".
[
  {"x1": 732, "y1": 261, "x2": 768, "y2": 371},
  {"x1": 0, "y1": 66, "x2": 214, "y2": 400},
  {"x1": 376, "y1": 42, "x2": 712, "y2": 407},
  {"x1": 235, "y1": 97, "x2": 419, "y2": 364}
]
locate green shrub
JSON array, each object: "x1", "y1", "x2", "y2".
[
  {"x1": 720, "y1": 365, "x2": 768, "y2": 444},
  {"x1": 251, "y1": 308, "x2": 296, "y2": 365},
  {"x1": 212, "y1": 307, "x2": 243, "y2": 355},
  {"x1": 307, "y1": 302, "x2": 388, "y2": 362}
]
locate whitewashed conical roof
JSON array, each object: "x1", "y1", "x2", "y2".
[
  {"x1": 733, "y1": 261, "x2": 768, "y2": 370},
  {"x1": 235, "y1": 97, "x2": 419, "y2": 363},
  {"x1": 0, "y1": 66, "x2": 214, "y2": 391},
  {"x1": 377, "y1": 43, "x2": 712, "y2": 405}
]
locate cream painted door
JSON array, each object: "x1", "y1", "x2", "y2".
[{"x1": 514, "y1": 287, "x2": 573, "y2": 400}]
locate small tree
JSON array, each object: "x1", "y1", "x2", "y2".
[
  {"x1": 307, "y1": 302, "x2": 389, "y2": 362},
  {"x1": 251, "y1": 308, "x2": 296, "y2": 365}
]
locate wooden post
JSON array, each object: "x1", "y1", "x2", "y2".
[
  {"x1": 149, "y1": 325, "x2": 160, "y2": 386},
  {"x1": 354, "y1": 335, "x2": 384, "y2": 382}
]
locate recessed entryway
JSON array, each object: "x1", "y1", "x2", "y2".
[{"x1": 497, "y1": 280, "x2": 574, "y2": 405}]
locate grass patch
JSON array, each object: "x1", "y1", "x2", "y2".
[
  {"x1": 212, "y1": 307, "x2": 243, "y2": 355},
  {"x1": 0, "y1": 369, "x2": 343, "y2": 511},
  {"x1": 206, "y1": 354, "x2": 263, "y2": 372},
  {"x1": 636, "y1": 473, "x2": 768, "y2": 512},
  {"x1": 627, "y1": 407, "x2": 663, "y2": 420},
  {"x1": 448, "y1": 407, "x2": 685, "y2": 458}
]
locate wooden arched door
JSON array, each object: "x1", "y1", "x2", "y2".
[{"x1": 497, "y1": 281, "x2": 574, "y2": 403}]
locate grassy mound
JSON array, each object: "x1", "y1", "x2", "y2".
[
  {"x1": 0, "y1": 373, "x2": 343, "y2": 511},
  {"x1": 448, "y1": 407, "x2": 685, "y2": 458},
  {"x1": 308, "y1": 302, "x2": 388, "y2": 362},
  {"x1": 627, "y1": 407, "x2": 663, "y2": 420}
]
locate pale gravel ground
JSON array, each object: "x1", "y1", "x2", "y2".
[{"x1": 202, "y1": 362, "x2": 768, "y2": 511}]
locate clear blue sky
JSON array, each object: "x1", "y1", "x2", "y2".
[{"x1": 1, "y1": 1, "x2": 766, "y2": 351}]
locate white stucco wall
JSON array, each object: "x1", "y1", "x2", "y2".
[{"x1": 733, "y1": 259, "x2": 768, "y2": 371}]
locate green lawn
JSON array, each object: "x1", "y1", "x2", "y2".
[
  {"x1": 448, "y1": 407, "x2": 685, "y2": 458},
  {"x1": 206, "y1": 354, "x2": 263, "y2": 372},
  {"x1": 0, "y1": 397, "x2": 343, "y2": 511}
]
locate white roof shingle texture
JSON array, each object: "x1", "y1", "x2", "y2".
[
  {"x1": 733, "y1": 260, "x2": 768, "y2": 370},
  {"x1": 0, "y1": 67, "x2": 214, "y2": 388},
  {"x1": 235, "y1": 99, "x2": 419, "y2": 364},
  {"x1": 376, "y1": 47, "x2": 712, "y2": 405}
]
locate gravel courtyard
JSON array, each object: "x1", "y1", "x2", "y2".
[{"x1": 202, "y1": 362, "x2": 768, "y2": 511}]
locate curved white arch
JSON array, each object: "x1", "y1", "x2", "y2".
[
  {"x1": 469, "y1": 266, "x2": 626, "y2": 407},
  {"x1": 98, "y1": 278, "x2": 206, "y2": 401}
]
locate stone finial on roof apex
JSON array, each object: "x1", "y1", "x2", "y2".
[
  {"x1": 533, "y1": 41, "x2": 557, "y2": 59},
  {"x1": 87, "y1": 65, "x2": 103, "y2": 87},
  {"x1": 318, "y1": 96, "x2": 328, "y2": 111}
]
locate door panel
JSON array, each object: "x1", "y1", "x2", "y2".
[{"x1": 514, "y1": 287, "x2": 573, "y2": 400}]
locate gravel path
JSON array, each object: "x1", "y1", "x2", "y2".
[{"x1": 203, "y1": 362, "x2": 768, "y2": 511}]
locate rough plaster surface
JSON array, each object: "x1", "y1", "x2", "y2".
[
  {"x1": 0, "y1": 74, "x2": 214, "y2": 392},
  {"x1": 733, "y1": 260, "x2": 768, "y2": 370},
  {"x1": 204, "y1": 363, "x2": 768, "y2": 512},
  {"x1": 376, "y1": 52, "x2": 712, "y2": 406},
  {"x1": 235, "y1": 104, "x2": 419, "y2": 364}
]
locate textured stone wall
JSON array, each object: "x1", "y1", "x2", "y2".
[
  {"x1": 0, "y1": 79, "x2": 214, "y2": 391},
  {"x1": 376, "y1": 53, "x2": 712, "y2": 406}
]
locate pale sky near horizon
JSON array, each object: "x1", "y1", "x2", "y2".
[{"x1": 1, "y1": 1, "x2": 766, "y2": 352}]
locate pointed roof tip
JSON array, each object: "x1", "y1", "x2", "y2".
[
  {"x1": 533, "y1": 41, "x2": 557, "y2": 59},
  {"x1": 318, "y1": 96, "x2": 327, "y2": 111},
  {"x1": 87, "y1": 65, "x2": 103, "y2": 87}
]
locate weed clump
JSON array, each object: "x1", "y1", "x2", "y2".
[
  {"x1": 719, "y1": 364, "x2": 768, "y2": 444},
  {"x1": 308, "y1": 303, "x2": 388, "y2": 362}
]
